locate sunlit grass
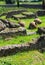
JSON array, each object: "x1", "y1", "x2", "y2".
[
  {"x1": 0, "y1": 1, "x2": 5, "y2": 5},
  {"x1": 0, "y1": 5, "x2": 45, "y2": 65},
  {"x1": 0, "y1": 16, "x2": 45, "y2": 46},
  {"x1": 0, "y1": 50, "x2": 45, "y2": 65},
  {"x1": 0, "y1": 34, "x2": 39, "y2": 46}
]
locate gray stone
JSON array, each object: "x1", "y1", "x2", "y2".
[
  {"x1": 36, "y1": 34, "x2": 45, "y2": 49},
  {"x1": 29, "y1": 22, "x2": 37, "y2": 29},
  {"x1": 0, "y1": 19, "x2": 20, "y2": 28},
  {"x1": 0, "y1": 20, "x2": 6, "y2": 31},
  {"x1": 22, "y1": 12, "x2": 35, "y2": 18},
  {"x1": 0, "y1": 19, "x2": 10, "y2": 27},
  {"x1": 37, "y1": 10, "x2": 45, "y2": 16},
  {"x1": 37, "y1": 27, "x2": 45, "y2": 34},
  {"x1": 8, "y1": 22, "x2": 20, "y2": 28},
  {"x1": 0, "y1": 35, "x2": 45, "y2": 56},
  {"x1": 18, "y1": 27, "x2": 27, "y2": 35},
  {"x1": 0, "y1": 27, "x2": 27, "y2": 37},
  {"x1": 34, "y1": 18, "x2": 42, "y2": 24},
  {"x1": 18, "y1": 21, "x2": 25, "y2": 27}
]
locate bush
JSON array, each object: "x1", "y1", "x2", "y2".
[{"x1": 5, "y1": 0, "x2": 15, "y2": 4}]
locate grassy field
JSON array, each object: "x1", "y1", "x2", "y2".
[{"x1": 0, "y1": 50, "x2": 45, "y2": 65}]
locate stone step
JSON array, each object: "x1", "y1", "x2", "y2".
[
  {"x1": 12, "y1": 14, "x2": 27, "y2": 19},
  {"x1": 22, "y1": 12, "x2": 36, "y2": 18},
  {"x1": 27, "y1": 31, "x2": 36, "y2": 36},
  {"x1": 0, "y1": 35, "x2": 45, "y2": 56},
  {"x1": 36, "y1": 10, "x2": 45, "y2": 16},
  {"x1": 6, "y1": 10, "x2": 27, "y2": 18},
  {"x1": 0, "y1": 27, "x2": 27, "y2": 37}
]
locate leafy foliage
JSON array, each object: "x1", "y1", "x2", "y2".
[{"x1": 5, "y1": 0, "x2": 15, "y2": 4}]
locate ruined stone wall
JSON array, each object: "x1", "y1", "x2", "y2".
[{"x1": 0, "y1": 35, "x2": 45, "y2": 57}]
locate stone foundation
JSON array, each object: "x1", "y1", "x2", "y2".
[{"x1": 0, "y1": 35, "x2": 45, "y2": 57}]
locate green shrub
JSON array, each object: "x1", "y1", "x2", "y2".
[{"x1": 5, "y1": 0, "x2": 15, "y2": 4}]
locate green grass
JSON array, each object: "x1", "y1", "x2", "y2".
[
  {"x1": 0, "y1": 7, "x2": 45, "y2": 65},
  {"x1": 0, "y1": 7, "x2": 45, "y2": 46},
  {"x1": 0, "y1": 1, "x2": 5, "y2": 5},
  {"x1": 0, "y1": 34, "x2": 39, "y2": 47},
  {"x1": 0, "y1": 50, "x2": 45, "y2": 65},
  {"x1": 0, "y1": 16, "x2": 45, "y2": 46}
]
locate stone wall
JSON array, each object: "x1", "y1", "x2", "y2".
[
  {"x1": 37, "y1": 10, "x2": 45, "y2": 16},
  {"x1": 0, "y1": 35, "x2": 45, "y2": 57},
  {"x1": 0, "y1": 28, "x2": 27, "y2": 37}
]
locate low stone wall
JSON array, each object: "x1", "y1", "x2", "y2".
[
  {"x1": 0, "y1": 28, "x2": 27, "y2": 37},
  {"x1": 6, "y1": 10, "x2": 27, "y2": 18},
  {"x1": 37, "y1": 10, "x2": 45, "y2": 16},
  {"x1": 0, "y1": 13, "x2": 7, "y2": 17},
  {"x1": 0, "y1": 35, "x2": 45, "y2": 57},
  {"x1": 37, "y1": 27, "x2": 45, "y2": 34},
  {"x1": 0, "y1": 42, "x2": 37, "y2": 57},
  {"x1": 12, "y1": 15, "x2": 27, "y2": 20},
  {"x1": 12, "y1": 13, "x2": 36, "y2": 20}
]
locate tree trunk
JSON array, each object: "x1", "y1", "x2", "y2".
[
  {"x1": 17, "y1": 0, "x2": 19, "y2": 7},
  {"x1": 42, "y1": 0, "x2": 45, "y2": 9},
  {"x1": 5, "y1": 0, "x2": 15, "y2": 4}
]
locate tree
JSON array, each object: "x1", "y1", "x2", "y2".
[
  {"x1": 17, "y1": 0, "x2": 19, "y2": 7},
  {"x1": 42, "y1": 0, "x2": 45, "y2": 9},
  {"x1": 5, "y1": 0, "x2": 15, "y2": 4}
]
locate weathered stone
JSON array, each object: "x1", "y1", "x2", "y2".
[
  {"x1": 29, "y1": 22, "x2": 37, "y2": 29},
  {"x1": 37, "y1": 10, "x2": 45, "y2": 16},
  {"x1": 37, "y1": 27, "x2": 45, "y2": 34},
  {"x1": 27, "y1": 31, "x2": 36, "y2": 36},
  {"x1": 36, "y1": 35, "x2": 45, "y2": 49},
  {"x1": 0, "y1": 20, "x2": 6, "y2": 31},
  {"x1": 12, "y1": 15, "x2": 27, "y2": 19},
  {"x1": 8, "y1": 22, "x2": 20, "y2": 28},
  {"x1": 4, "y1": 37, "x2": 12, "y2": 41},
  {"x1": 0, "y1": 19, "x2": 10, "y2": 27},
  {"x1": 0, "y1": 19, "x2": 20, "y2": 28},
  {"x1": 18, "y1": 21, "x2": 25, "y2": 27},
  {"x1": 0, "y1": 13, "x2": 7, "y2": 17},
  {"x1": 0, "y1": 27, "x2": 27, "y2": 37},
  {"x1": 34, "y1": 18, "x2": 42, "y2": 24},
  {"x1": 6, "y1": 10, "x2": 27, "y2": 18},
  {"x1": 0, "y1": 35, "x2": 45, "y2": 56},
  {"x1": 18, "y1": 27, "x2": 27, "y2": 35},
  {"x1": 22, "y1": 12, "x2": 35, "y2": 18}
]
